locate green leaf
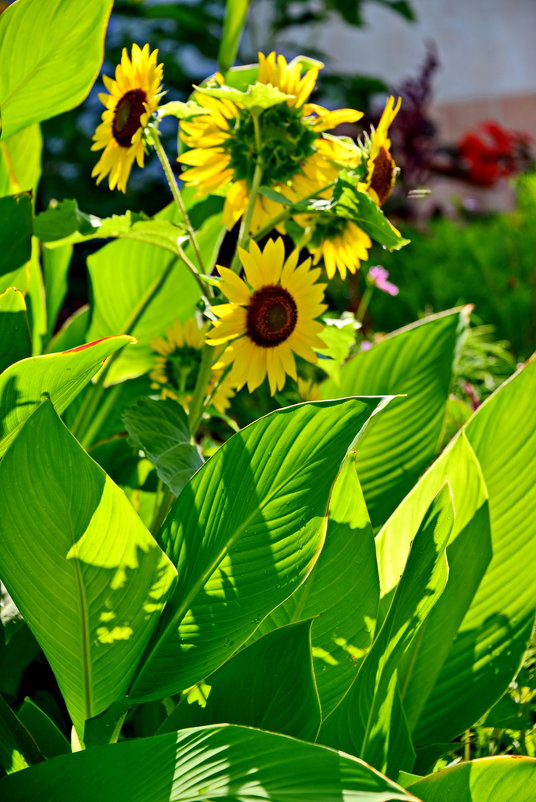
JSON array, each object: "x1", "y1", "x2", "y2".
[
  {"x1": 42, "y1": 244, "x2": 72, "y2": 342},
  {"x1": 86, "y1": 204, "x2": 201, "y2": 386},
  {"x1": 0, "y1": 723, "x2": 416, "y2": 801},
  {"x1": 320, "y1": 485, "x2": 453, "y2": 777},
  {"x1": 375, "y1": 433, "x2": 492, "y2": 740},
  {"x1": 123, "y1": 398, "x2": 203, "y2": 496},
  {"x1": 130, "y1": 397, "x2": 392, "y2": 702},
  {"x1": 321, "y1": 308, "x2": 466, "y2": 527},
  {"x1": 0, "y1": 333, "x2": 133, "y2": 457},
  {"x1": 34, "y1": 199, "x2": 188, "y2": 253},
  {"x1": 0, "y1": 193, "x2": 32, "y2": 274},
  {"x1": 0, "y1": 401, "x2": 177, "y2": 736},
  {"x1": 0, "y1": 288, "x2": 31, "y2": 371},
  {"x1": 17, "y1": 699, "x2": 70, "y2": 760},
  {"x1": 414, "y1": 358, "x2": 536, "y2": 744},
  {"x1": 317, "y1": 315, "x2": 360, "y2": 382},
  {"x1": 332, "y1": 176, "x2": 410, "y2": 251},
  {"x1": 0, "y1": 694, "x2": 42, "y2": 774},
  {"x1": 0, "y1": 124, "x2": 42, "y2": 197},
  {"x1": 44, "y1": 305, "x2": 89, "y2": 354},
  {"x1": 218, "y1": 0, "x2": 250, "y2": 73},
  {"x1": 161, "y1": 620, "x2": 321, "y2": 741},
  {"x1": 0, "y1": 0, "x2": 112, "y2": 139},
  {"x1": 256, "y1": 454, "x2": 379, "y2": 718},
  {"x1": 158, "y1": 100, "x2": 207, "y2": 120},
  {"x1": 195, "y1": 81, "x2": 292, "y2": 110},
  {"x1": 408, "y1": 756, "x2": 536, "y2": 801}
]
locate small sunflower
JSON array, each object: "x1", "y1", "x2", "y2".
[
  {"x1": 150, "y1": 318, "x2": 235, "y2": 414},
  {"x1": 179, "y1": 52, "x2": 362, "y2": 232},
  {"x1": 206, "y1": 238, "x2": 327, "y2": 395},
  {"x1": 297, "y1": 377, "x2": 321, "y2": 401},
  {"x1": 360, "y1": 96, "x2": 401, "y2": 206},
  {"x1": 307, "y1": 217, "x2": 372, "y2": 280},
  {"x1": 92, "y1": 44, "x2": 164, "y2": 192}
]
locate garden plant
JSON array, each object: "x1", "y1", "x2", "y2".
[{"x1": 0, "y1": 0, "x2": 534, "y2": 800}]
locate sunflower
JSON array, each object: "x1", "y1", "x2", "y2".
[
  {"x1": 178, "y1": 52, "x2": 362, "y2": 232},
  {"x1": 360, "y1": 96, "x2": 401, "y2": 206},
  {"x1": 92, "y1": 44, "x2": 164, "y2": 192},
  {"x1": 306, "y1": 216, "x2": 372, "y2": 280},
  {"x1": 297, "y1": 377, "x2": 321, "y2": 401},
  {"x1": 206, "y1": 238, "x2": 327, "y2": 395},
  {"x1": 150, "y1": 318, "x2": 235, "y2": 414}
]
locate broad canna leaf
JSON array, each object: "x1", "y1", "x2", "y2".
[
  {"x1": 0, "y1": 401, "x2": 177, "y2": 736},
  {"x1": 0, "y1": 724, "x2": 417, "y2": 801},
  {"x1": 0, "y1": 193, "x2": 32, "y2": 275},
  {"x1": 0, "y1": 124, "x2": 42, "y2": 198},
  {"x1": 160, "y1": 620, "x2": 321, "y2": 741},
  {"x1": 320, "y1": 485, "x2": 453, "y2": 777},
  {"x1": 0, "y1": 334, "x2": 134, "y2": 457},
  {"x1": 321, "y1": 308, "x2": 466, "y2": 527},
  {"x1": 408, "y1": 756, "x2": 536, "y2": 802},
  {"x1": 413, "y1": 358, "x2": 536, "y2": 745},
  {"x1": 256, "y1": 454, "x2": 380, "y2": 718},
  {"x1": 218, "y1": 0, "x2": 250, "y2": 73},
  {"x1": 375, "y1": 432, "x2": 492, "y2": 738},
  {"x1": 129, "y1": 397, "x2": 392, "y2": 702},
  {"x1": 0, "y1": 0, "x2": 111, "y2": 139}
]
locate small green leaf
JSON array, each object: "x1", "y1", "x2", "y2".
[
  {"x1": 0, "y1": 0, "x2": 112, "y2": 139},
  {"x1": 0, "y1": 287, "x2": 31, "y2": 371},
  {"x1": 0, "y1": 694, "x2": 42, "y2": 774},
  {"x1": 195, "y1": 81, "x2": 292, "y2": 110},
  {"x1": 332, "y1": 175, "x2": 410, "y2": 250},
  {"x1": 0, "y1": 193, "x2": 32, "y2": 275},
  {"x1": 123, "y1": 398, "x2": 203, "y2": 496},
  {"x1": 17, "y1": 699, "x2": 70, "y2": 760},
  {"x1": 158, "y1": 100, "x2": 207, "y2": 120},
  {"x1": 218, "y1": 0, "x2": 250, "y2": 73}
]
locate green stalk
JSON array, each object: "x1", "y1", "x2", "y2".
[
  {"x1": 251, "y1": 180, "x2": 336, "y2": 242},
  {"x1": 356, "y1": 283, "x2": 374, "y2": 324},
  {"x1": 148, "y1": 125, "x2": 206, "y2": 275},
  {"x1": 150, "y1": 484, "x2": 175, "y2": 536},
  {"x1": 230, "y1": 112, "x2": 264, "y2": 273},
  {"x1": 188, "y1": 343, "x2": 216, "y2": 434}
]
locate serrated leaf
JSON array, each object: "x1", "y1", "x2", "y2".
[
  {"x1": 332, "y1": 176, "x2": 409, "y2": 250},
  {"x1": 195, "y1": 81, "x2": 292, "y2": 110},
  {"x1": 129, "y1": 397, "x2": 392, "y2": 702},
  {"x1": 158, "y1": 100, "x2": 207, "y2": 120},
  {"x1": 123, "y1": 398, "x2": 203, "y2": 496}
]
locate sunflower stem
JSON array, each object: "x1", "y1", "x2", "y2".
[
  {"x1": 188, "y1": 344, "x2": 216, "y2": 434},
  {"x1": 231, "y1": 112, "x2": 264, "y2": 273},
  {"x1": 356, "y1": 284, "x2": 374, "y2": 324},
  {"x1": 148, "y1": 125, "x2": 207, "y2": 276}
]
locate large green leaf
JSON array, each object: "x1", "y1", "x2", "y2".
[
  {"x1": 256, "y1": 454, "x2": 380, "y2": 718},
  {"x1": 414, "y1": 358, "x2": 536, "y2": 744},
  {"x1": 375, "y1": 432, "x2": 492, "y2": 742},
  {"x1": 16, "y1": 699, "x2": 70, "y2": 760},
  {"x1": 408, "y1": 756, "x2": 536, "y2": 802},
  {"x1": 321, "y1": 308, "x2": 466, "y2": 527},
  {"x1": 161, "y1": 620, "x2": 321, "y2": 741},
  {"x1": 0, "y1": 401, "x2": 177, "y2": 736},
  {"x1": 0, "y1": 0, "x2": 111, "y2": 139},
  {"x1": 86, "y1": 205, "x2": 201, "y2": 385},
  {"x1": 320, "y1": 486, "x2": 453, "y2": 777},
  {"x1": 0, "y1": 724, "x2": 416, "y2": 801},
  {"x1": 130, "y1": 397, "x2": 391, "y2": 701},
  {"x1": 123, "y1": 398, "x2": 203, "y2": 496},
  {"x1": 0, "y1": 334, "x2": 133, "y2": 456},
  {"x1": 0, "y1": 193, "x2": 32, "y2": 274},
  {"x1": 42, "y1": 244, "x2": 72, "y2": 343},
  {"x1": 0, "y1": 287, "x2": 31, "y2": 371},
  {"x1": 0, "y1": 124, "x2": 42, "y2": 197}
]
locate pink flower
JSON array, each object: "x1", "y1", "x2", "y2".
[{"x1": 368, "y1": 266, "x2": 399, "y2": 296}]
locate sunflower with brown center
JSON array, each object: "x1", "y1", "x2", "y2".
[
  {"x1": 178, "y1": 52, "x2": 362, "y2": 233},
  {"x1": 206, "y1": 239, "x2": 327, "y2": 395},
  {"x1": 360, "y1": 95, "x2": 401, "y2": 206},
  {"x1": 151, "y1": 318, "x2": 235, "y2": 414},
  {"x1": 91, "y1": 44, "x2": 164, "y2": 192}
]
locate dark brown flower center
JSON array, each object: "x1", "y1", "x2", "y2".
[
  {"x1": 370, "y1": 145, "x2": 396, "y2": 205},
  {"x1": 113, "y1": 89, "x2": 147, "y2": 147},
  {"x1": 246, "y1": 285, "x2": 298, "y2": 347}
]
